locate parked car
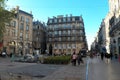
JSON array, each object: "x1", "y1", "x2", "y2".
[
  {"x1": 24, "y1": 54, "x2": 35, "y2": 62},
  {"x1": 1, "y1": 52, "x2": 7, "y2": 57}
]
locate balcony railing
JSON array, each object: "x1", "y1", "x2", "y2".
[{"x1": 109, "y1": 21, "x2": 120, "y2": 36}]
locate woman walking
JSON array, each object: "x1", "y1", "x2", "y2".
[{"x1": 71, "y1": 52, "x2": 77, "y2": 66}]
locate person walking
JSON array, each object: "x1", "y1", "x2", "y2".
[
  {"x1": 77, "y1": 52, "x2": 83, "y2": 65},
  {"x1": 101, "y1": 52, "x2": 104, "y2": 60},
  {"x1": 71, "y1": 52, "x2": 77, "y2": 66}
]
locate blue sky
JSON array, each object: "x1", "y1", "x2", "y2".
[{"x1": 6, "y1": 0, "x2": 109, "y2": 49}]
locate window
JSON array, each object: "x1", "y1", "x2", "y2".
[
  {"x1": 63, "y1": 44, "x2": 65, "y2": 48},
  {"x1": 26, "y1": 25, "x2": 29, "y2": 31},
  {"x1": 54, "y1": 19, "x2": 57, "y2": 23},
  {"x1": 67, "y1": 17, "x2": 71, "y2": 22},
  {"x1": 26, "y1": 18, "x2": 29, "y2": 23},
  {"x1": 36, "y1": 37, "x2": 39, "y2": 41},
  {"x1": 68, "y1": 30, "x2": 70, "y2": 35},
  {"x1": 72, "y1": 30, "x2": 75, "y2": 34},
  {"x1": 59, "y1": 19, "x2": 61, "y2": 22},
  {"x1": 59, "y1": 37, "x2": 61, "y2": 41},
  {"x1": 63, "y1": 31, "x2": 66, "y2": 34},
  {"x1": 80, "y1": 30, "x2": 83, "y2": 34},
  {"x1": 20, "y1": 23, "x2": 24, "y2": 30},
  {"x1": 54, "y1": 31, "x2": 57, "y2": 35},
  {"x1": 81, "y1": 37, "x2": 83, "y2": 41},
  {"x1": 59, "y1": 31, "x2": 61, "y2": 35},
  {"x1": 54, "y1": 44, "x2": 57, "y2": 48},
  {"x1": 58, "y1": 44, "x2": 62, "y2": 49},
  {"x1": 72, "y1": 44, "x2": 76, "y2": 48},
  {"x1": 13, "y1": 30, "x2": 15, "y2": 37},
  {"x1": 80, "y1": 23, "x2": 84, "y2": 27},
  {"x1": 21, "y1": 16, "x2": 24, "y2": 21},
  {"x1": 12, "y1": 21, "x2": 16, "y2": 27},
  {"x1": 49, "y1": 25, "x2": 53, "y2": 30},
  {"x1": 68, "y1": 44, "x2": 71, "y2": 48},
  {"x1": 72, "y1": 17, "x2": 75, "y2": 21},
  {"x1": 72, "y1": 37, "x2": 75, "y2": 41},
  {"x1": 63, "y1": 18, "x2": 66, "y2": 22},
  {"x1": 53, "y1": 25, "x2": 56, "y2": 29},
  {"x1": 49, "y1": 38, "x2": 52, "y2": 41},
  {"x1": 26, "y1": 33, "x2": 29, "y2": 40},
  {"x1": 37, "y1": 26, "x2": 39, "y2": 29},
  {"x1": 16, "y1": 30, "x2": 18, "y2": 36},
  {"x1": 8, "y1": 30, "x2": 10, "y2": 36},
  {"x1": 49, "y1": 20, "x2": 52, "y2": 23},
  {"x1": 20, "y1": 32, "x2": 23, "y2": 38},
  {"x1": 68, "y1": 37, "x2": 70, "y2": 41},
  {"x1": 79, "y1": 17, "x2": 82, "y2": 21}
]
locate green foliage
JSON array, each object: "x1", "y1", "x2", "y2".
[
  {"x1": 0, "y1": 0, "x2": 15, "y2": 40},
  {"x1": 43, "y1": 55, "x2": 71, "y2": 64}
]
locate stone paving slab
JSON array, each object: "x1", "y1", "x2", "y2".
[
  {"x1": 40, "y1": 62, "x2": 86, "y2": 80},
  {"x1": 0, "y1": 57, "x2": 87, "y2": 80}
]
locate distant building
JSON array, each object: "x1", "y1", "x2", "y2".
[
  {"x1": 47, "y1": 15, "x2": 87, "y2": 55},
  {"x1": 33, "y1": 21, "x2": 47, "y2": 54}
]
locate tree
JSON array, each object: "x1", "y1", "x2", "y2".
[{"x1": 0, "y1": 0, "x2": 14, "y2": 40}]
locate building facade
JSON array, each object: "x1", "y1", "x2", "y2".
[
  {"x1": 2, "y1": 6, "x2": 33, "y2": 55},
  {"x1": 32, "y1": 21, "x2": 47, "y2": 54},
  {"x1": 97, "y1": 19, "x2": 106, "y2": 53},
  {"x1": 101, "y1": 0, "x2": 119, "y2": 54},
  {"x1": 47, "y1": 15, "x2": 87, "y2": 55},
  {"x1": 108, "y1": 0, "x2": 120, "y2": 55},
  {"x1": 2, "y1": 18, "x2": 18, "y2": 55}
]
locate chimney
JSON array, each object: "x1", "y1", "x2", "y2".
[
  {"x1": 15, "y1": 6, "x2": 19, "y2": 13},
  {"x1": 66, "y1": 14, "x2": 68, "y2": 17},
  {"x1": 30, "y1": 11, "x2": 32, "y2": 14},
  {"x1": 16, "y1": 6, "x2": 19, "y2": 10}
]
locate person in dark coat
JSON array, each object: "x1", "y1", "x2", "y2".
[
  {"x1": 77, "y1": 53, "x2": 83, "y2": 65},
  {"x1": 77, "y1": 50, "x2": 84, "y2": 65}
]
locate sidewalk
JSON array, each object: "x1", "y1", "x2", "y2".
[
  {"x1": 88, "y1": 57, "x2": 120, "y2": 80},
  {"x1": 39, "y1": 58, "x2": 87, "y2": 80}
]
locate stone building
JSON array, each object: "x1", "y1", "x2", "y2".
[
  {"x1": 109, "y1": 0, "x2": 120, "y2": 55},
  {"x1": 2, "y1": 6, "x2": 33, "y2": 55},
  {"x1": 47, "y1": 15, "x2": 87, "y2": 55},
  {"x1": 32, "y1": 21, "x2": 47, "y2": 54}
]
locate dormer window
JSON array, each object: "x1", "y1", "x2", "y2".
[
  {"x1": 63, "y1": 18, "x2": 66, "y2": 22},
  {"x1": 54, "y1": 19, "x2": 57, "y2": 23},
  {"x1": 79, "y1": 17, "x2": 82, "y2": 21},
  {"x1": 49, "y1": 19, "x2": 52, "y2": 23},
  {"x1": 59, "y1": 19, "x2": 61, "y2": 23},
  {"x1": 67, "y1": 17, "x2": 71, "y2": 22},
  {"x1": 72, "y1": 17, "x2": 75, "y2": 21}
]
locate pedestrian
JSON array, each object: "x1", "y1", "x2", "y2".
[
  {"x1": 110, "y1": 52, "x2": 113, "y2": 60},
  {"x1": 10, "y1": 53, "x2": 14, "y2": 62},
  {"x1": 119, "y1": 55, "x2": 120, "y2": 63},
  {"x1": 77, "y1": 52, "x2": 83, "y2": 65},
  {"x1": 101, "y1": 52, "x2": 104, "y2": 60},
  {"x1": 71, "y1": 52, "x2": 77, "y2": 66}
]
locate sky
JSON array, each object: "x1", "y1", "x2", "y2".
[{"x1": 6, "y1": 0, "x2": 109, "y2": 50}]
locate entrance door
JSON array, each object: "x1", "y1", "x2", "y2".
[
  {"x1": 118, "y1": 38, "x2": 120, "y2": 54},
  {"x1": 119, "y1": 46, "x2": 120, "y2": 54}
]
